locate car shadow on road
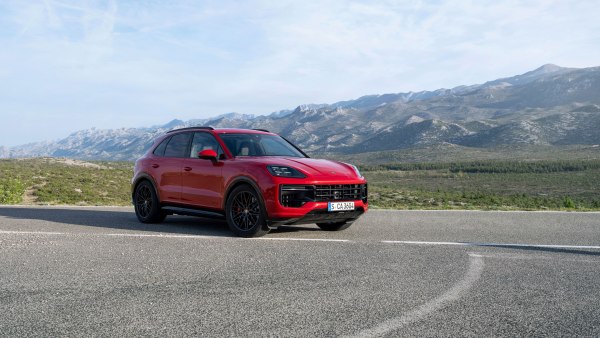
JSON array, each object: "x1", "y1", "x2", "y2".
[
  {"x1": 269, "y1": 225, "x2": 321, "y2": 234},
  {"x1": 0, "y1": 206, "x2": 324, "y2": 238},
  {"x1": 0, "y1": 206, "x2": 236, "y2": 237}
]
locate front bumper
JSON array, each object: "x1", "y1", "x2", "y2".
[
  {"x1": 264, "y1": 181, "x2": 368, "y2": 228},
  {"x1": 267, "y1": 207, "x2": 366, "y2": 228}
]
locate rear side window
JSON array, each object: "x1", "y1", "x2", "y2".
[
  {"x1": 152, "y1": 138, "x2": 169, "y2": 157},
  {"x1": 164, "y1": 133, "x2": 191, "y2": 158}
]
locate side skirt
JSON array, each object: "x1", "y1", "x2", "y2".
[{"x1": 161, "y1": 205, "x2": 225, "y2": 219}]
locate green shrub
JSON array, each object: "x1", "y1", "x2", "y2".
[
  {"x1": 361, "y1": 159, "x2": 600, "y2": 174},
  {"x1": 562, "y1": 196, "x2": 576, "y2": 209},
  {"x1": 0, "y1": 178, "x2": 25, "y2": 204}
]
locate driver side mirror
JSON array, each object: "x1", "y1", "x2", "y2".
[{"x1": 198, "y1": 149, "x2": 218, "y2": 161}]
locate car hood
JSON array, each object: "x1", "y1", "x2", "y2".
[{"x1": 262, "y1": 157, "x2": 360, "y2": 179}]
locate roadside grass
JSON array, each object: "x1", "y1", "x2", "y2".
[
  {"x1": 1, "y1": 157, "x2": 599, "y2": 211},
  {"x1": 0, "y1": 158, "x2": 132, "y2": 206},
  {"x1": 363, "y1": 161, "x2": 600, "y2": 210}
]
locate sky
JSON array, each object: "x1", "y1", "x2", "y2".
[{"x1": 1, "y1": 0, "x2": 599, "y2": 147}]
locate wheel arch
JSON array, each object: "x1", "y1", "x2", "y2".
[
  {"x1": 223, "y1": 176, "x2": 268, "y2": 218},
  {"x1": 132, "y1": 173, "x2": 160, "y2": 203}
]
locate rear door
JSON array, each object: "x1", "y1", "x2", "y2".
[{"x1": 154, "y1": 132, "x2": 191, "y2": 203}]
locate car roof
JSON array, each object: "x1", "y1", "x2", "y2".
[
  {"x1": 213, "y1": 128, "x2": 274, "y2": 135},
  {"x1": 166, "y1": 127, "x2": 274, "y2": 135}
]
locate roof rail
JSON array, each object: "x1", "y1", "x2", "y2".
[
  {"x1": 252, "y1": 128, "x2": 270, "y2": 132},
  {"x1": 166, "y1": 126, "x2": 214, "y2": 133}
]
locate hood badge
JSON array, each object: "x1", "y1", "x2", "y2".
[{"x1": 330, "y1": 171, "x2": 336, "y2": 174}]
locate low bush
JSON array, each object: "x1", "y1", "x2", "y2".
[{"x1": 0, "y1": 178, "x2": 25, "y2": 204}]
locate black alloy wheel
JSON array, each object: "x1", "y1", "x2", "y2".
[
  {"x1": 134, "y1": 180, "x2": 166, "y2": 223},
  {"x1": 225, "y1": 185, "x2": 269, "y2": 237}
]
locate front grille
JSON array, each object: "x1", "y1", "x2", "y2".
[
  {"x1": 280, "y1": 184, "x2": 367, "y2": 207},
  {"x1": 315, "y1": 184, "x2": 364, "y2": 201}
]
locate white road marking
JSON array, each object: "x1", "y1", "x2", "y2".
[
  {"x1": 383, "y1": 240, "x2": 600, "y2": 250},
  {"x1": 347, "y1": 253, "x2": 484, "y2": 337},
  {"x1": 0, "y1": 230, "x2": 67, "y2": 236},
  {"x1": 0, "y1": 230, "x2": 217, "y2": 239},
  {"x1": 474, "y1": 252, "x2": 600, "y2": 263},
  {"x1": 255, "y1": 237, "x2": 351, "y2": 243},
  {"x1": 368, "y1": 208, "x2": 600, "y2": 214},
  {"x1": 104, "y1": 233, "x2": 217, "y2": 239}
]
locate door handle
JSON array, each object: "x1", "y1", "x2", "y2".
[
  {"x1": 151, "y1": 164, "x2": 159, "y2": 168},
  {"x1": 183, "y1": 167, "x2": 192, "y2": 171}
]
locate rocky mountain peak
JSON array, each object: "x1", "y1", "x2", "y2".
[
  {"x1": 531, "y1": 63, "x2": 565, "y2": 75},
  {"x1": 160, "y1": 119, "x2": 185, "y2": 129},
  {"x1": 2, "y1": 64, "x2": 599, "y2": 160}
]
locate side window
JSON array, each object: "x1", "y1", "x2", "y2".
[
  {"x1": 221, "y1": 137, "x2": 238, "y2": 156},
  {"x1": 189, "y1": 132, "x2": 223, "y2": 158},
  {"x1": 164, "y1": 133, "x2": 191, "y2": 158},
  {"x1": 152, "y1": 137, "x2": 169, "y2": 157}
]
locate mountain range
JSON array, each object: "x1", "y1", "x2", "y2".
[{"x1": 2, "y1": 64, "x2": 599, "y2": 161}]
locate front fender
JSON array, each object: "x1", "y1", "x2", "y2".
[{"x1": 223, "y1": 175, "x2": 270, "y2": 218}]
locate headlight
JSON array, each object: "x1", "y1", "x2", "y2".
[{"x1": 267, "y1": 165, "x2": 306, "y2": 178}]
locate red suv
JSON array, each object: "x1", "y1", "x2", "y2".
[{"x1": 132, "y1": 127, "x2": 368, "y2": 237}]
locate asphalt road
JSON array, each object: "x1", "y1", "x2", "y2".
[{"x1": 1, "y1": 206, "x2": 599, "y2": 337}]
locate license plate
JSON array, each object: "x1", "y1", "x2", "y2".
[{"x1": 328, "y1": 201, "x2": 355, "y2": 212}]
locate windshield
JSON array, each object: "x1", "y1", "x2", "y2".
[{"x1": 219, "y1": 134, "x2": 306, "y2": 158}]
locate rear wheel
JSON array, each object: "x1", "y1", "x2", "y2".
[
  {"x1": 316, "y1": 221, "x2": 353, "y2": 231},
  {"x1": 225, "y1": 185, "x2": 269, "y2": 237},
  {"x1": 134, "y1": 180, "x2": 166, "y2": 223}
]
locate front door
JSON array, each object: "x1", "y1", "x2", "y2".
[{"x1": 181, "y1": 132, "x2": 225, "y2": 210}]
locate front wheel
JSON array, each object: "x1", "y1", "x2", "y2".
[
  {"x1": 316, "y1": 221, "x2": 353, "y2": 231},
  {"x1": 225, "y1": 185, "x2": 269, "y2": 237},
  {"x1": 134, "y1": 181, "x2": 166, "y2": 223}
]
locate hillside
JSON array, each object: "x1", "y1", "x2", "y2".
[{"x1": 2, "y1": 64, "x2": 600, "y2": 161}]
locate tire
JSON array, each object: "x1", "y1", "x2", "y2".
[
  {"x1": 316, "y1": 221, "x2": 353, "y2": 231},
  {"x1": 225, "y1": 185, "x2": 269, "y2": 237},
  {"x1": 134, "y1": 180, "x2": 167, "y2": 223}
]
